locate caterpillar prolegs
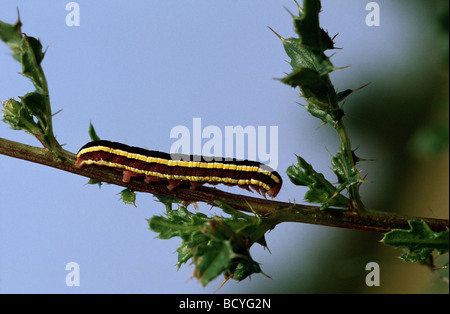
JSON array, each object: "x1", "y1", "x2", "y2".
[{"x1": 76, "y1": 140, "x2": 282, "y2": 198}]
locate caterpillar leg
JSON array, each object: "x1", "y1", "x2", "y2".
[
  {"x1": 239, "y1": 184, "x2": 253, "y2": 193},
  {"x1": 167, "y1": 180, "x2": 182, "y2": 191},
  {"x1": 190, "y1": 181, "x2": 204, "y2": 190},
  {"x1": 122, "y1": 170, "x2": 135, "y2": 183},
  {"x1": 144, "y1": 175, "x2": 163, "y2": 183}
]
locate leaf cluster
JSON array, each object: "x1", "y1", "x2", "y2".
[
  {"x1": 0, "y1": 13, "x2": 61, "y2": 156},
  {"x1": 148, "y1": 197, "x2": 271, "y2": 286},
  {"x1": 382, "y1": 220, "x2": 449, "y2": 263},
  {"x1": 271, "y1": 0, "x2": 366, "y2": 211}
]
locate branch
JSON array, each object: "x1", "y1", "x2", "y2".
[{"x1": 1, "y1": 137, "x2": 448, "y2": 234}]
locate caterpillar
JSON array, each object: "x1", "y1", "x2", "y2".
[{"x1": 75, "y1": 140, "x2": 282, "y2": 198}]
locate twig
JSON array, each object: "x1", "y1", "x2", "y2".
[{"x1": 1, "y1": 137, "x2": 448, "y2": 233}]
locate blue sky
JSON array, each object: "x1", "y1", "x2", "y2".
[{"x1": 0, "y1": 1, "x2": 445, "y2": 293}]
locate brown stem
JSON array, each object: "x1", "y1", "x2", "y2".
[{"x1": 1, "y1": 137, "x2": 448, "y2": 233}]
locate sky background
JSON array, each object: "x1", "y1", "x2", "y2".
[{"x1": 0, "y1": 1, "x2": 448, "y2": 293}]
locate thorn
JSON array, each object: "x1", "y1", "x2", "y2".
[
  {"x1": 215, "y1": 277, "x2": 230, "y2": 292},
  {"x1": 267, "y1": 26, "x2": 284, "y2": 41},
  {"x1": 283, "y1": 6, "x2": 295, "y2": 18},
  {"x1": 15, "y1": 7, "x2": 22, "y2": 29},
  {"x1": 43, "y1": 43, "x2": 51, "y2": 57},
  {"x1": 360, "y1": 173, "x2": 374, "y2": 185},
  {"x1": 315, "y1": 121, "x2": 327, "y2": 130},
  {"x1": 353, "y1": 82, "x2": 371, "y2": 92},
  {"x1": 357, "y1": 157, "x2": 376, "y2": 162},
  {"x1": 328, "y1": 52, "x2": 337, "y2": 59},
  {"x1": 293, "y1": 0, "x2": 302, "y2": 12},
  {"x1": 334, "y1": 65, "x2": 351, "y2": 71},
  {"x1": 51, "y1": 109, "x2": 63, "y2": 117},
  {"x1": 359, "y1": 179, "x2": 373, "y2": 186},
  {"x1": 352, "y1": 148, "x2": 376, "y2": 163},
  {"x1": 244, "y1": 199, "x2": 262, "y2": 221},
  {"x1": 260, "y1": 270, "x2": 272, "y2": 280}
]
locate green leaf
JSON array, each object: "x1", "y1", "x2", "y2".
[
  {"x1": 281, "y1": 38, "x2": 334, "y2": 108},
  {"x1": 226, "y1": 258, "x2": 263, "y2": 282},
  {"x1": 88, "y1": 122, "x2": 101, "y2": 141},
  {"x1": 119, "y1": 189, "x2": 136, "y2": 206},
  {"x1": 330, "y1": 151, "x2": 347, "y2": 184},
  {"x1": 305, "y1": 105, "x2": 344, "y2": 126},
  {"x1": 194, "y1": 240, "x2": 235, "y2": 286},
  {"x1": 87, "y1": 178, "x2": 103, "y2": 187},
  {"x1": 287, "y1": 155, "x2": 351, "y2": 209},
  {"x1": 381, "y1": 220, "x2": 449, "y2": 263},
  {"x1": 148, "y1": 206, "x2": 208, "y2": 241},
  {"x1": 292, "y1": 0, "x2": 333, "y2": 52},
  {"x1": 336, "y1": 89, "x2": 354, "y2": 102},
  {"x1": 282, "y1": 38, "x2": 333, "y2": 76},
  {"x1": 19, "y1": 36, "x2": 48, "y2": 94},
  {"x1": 20, "y1": 92, "x2": 50, "y2": 131},
  {"x1": 176, "y1": 233, "x2": 209, "y2": 268},
  {"x1": 0, "y1": 14, "x2": 22, "y2": 60}
]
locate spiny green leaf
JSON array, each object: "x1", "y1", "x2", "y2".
[
  {"x1": 381, "y1": 220, "x2": 449, "y2": 263},
  {"x1": 176, "y1": 233, "x2": 209, "y2": 268},
  {"x1": 194, "y1": 240, "x2": 235, "y2": 286},
  {"x1": 305, "y1": 105, "x2": 344, "y2": 125},
  {"x1": 292, "y1": 0, "x2": 333, "y2": 52},
  {"x1": 19, "y1": 36, "x2": 48, "y2": 94},
  {"x1": 226, "y1": 258, "x2": 263, "y2": 282},
  {"x1": 287, "y1": 155, "x2": 351, "y2": 209},
  {"x1": 87, "y1": 178, "x2": 103, "y2": 187},
  {"x1": 330, "y1": 152, "x2": 347, "y2": 184},
  {"x1": 20, "y1": 92, "x2": 50, "y2": 130},
  {"x1": 282, "y1": 38, "x2": 333, "y2": 76},
  {"x1": 148, "y1": 206, "x2": 209, "y2": 240},
  {"x1": 0, "y1": 14, "x2": 22, "y2": 60},
  {"x1": 119, "y1": 189, "x2": 136, "y2": 206}
]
